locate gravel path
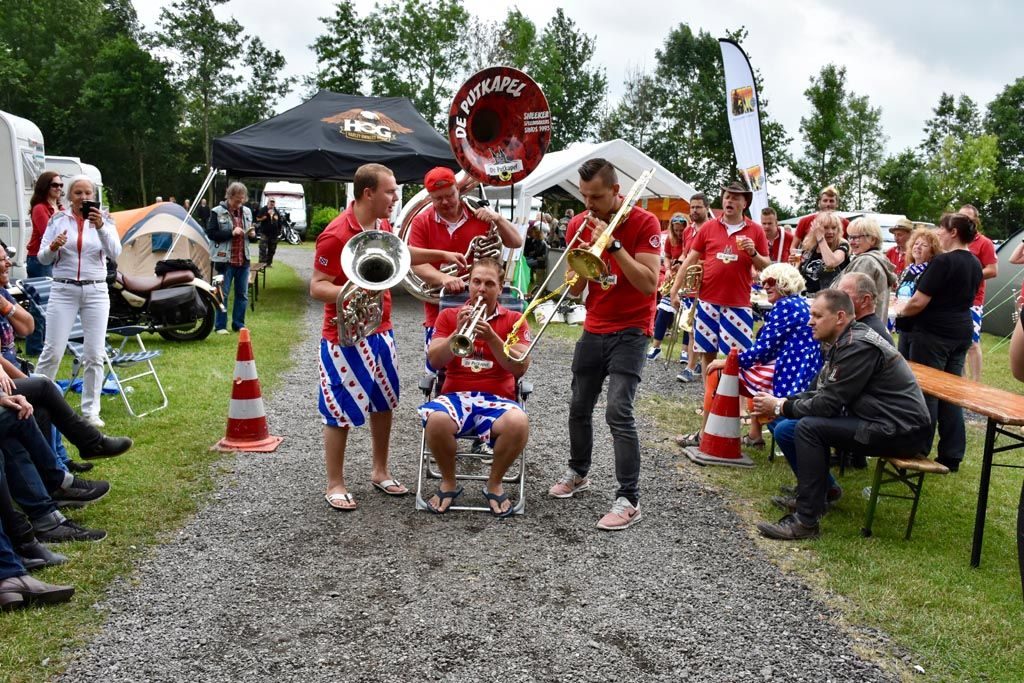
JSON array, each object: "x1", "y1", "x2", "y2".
[{"x1": 60, "y1": 246, "x2": 898, "y2": 682}]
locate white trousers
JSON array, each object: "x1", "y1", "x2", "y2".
[{"x1": 35, "y1": 282, "x2": 110, "y2": 418}]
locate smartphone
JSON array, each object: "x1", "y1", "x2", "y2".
[{"x1": 80, "y1": 200, "x2": 100, "y2": 218}]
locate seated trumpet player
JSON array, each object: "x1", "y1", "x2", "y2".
[
  {"x1": 418, "y1": 258, "x2": 531, "y2": 517},
  {"x1": 408, "y1": 167, "x2": 523, "y2": 374}
]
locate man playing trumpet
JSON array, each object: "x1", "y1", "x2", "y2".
[
  {"x1": 548, "y1": 158, "x2": 662, "y2": 531},
  {"x1": 419, "y1": 258, "x2": 531, "y2": 516}
]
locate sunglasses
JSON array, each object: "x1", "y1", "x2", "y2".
[
  {"x1": 50, "y1": 182, "x2": 64, "y2": 189},
  {"x1": 762, "y1": 277, "x2": 777, "y2": 288},
  {"x1": 670, "y1": 218, "x2": 687, "y2": 225}
]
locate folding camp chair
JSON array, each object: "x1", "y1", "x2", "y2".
[
  {"x1": 17, "y1": 277, "x2": 168, "y2": 418},
  {"x1": 414, "y1": 288, "x2": 533, "y2": 515}
]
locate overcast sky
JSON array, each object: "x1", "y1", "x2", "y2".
[{"x1": 132, "y1": 0, "x2": 1023, "y2": 200}]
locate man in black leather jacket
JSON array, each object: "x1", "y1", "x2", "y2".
[{"x1": 752, "y1": 289, "x2": 931, "y2": 540}]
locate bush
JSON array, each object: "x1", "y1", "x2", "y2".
[{"x1": 309, "y1": 205, "x2": 340, "y2": 239}]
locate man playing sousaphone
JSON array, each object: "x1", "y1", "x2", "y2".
[
  {"x1": 408, "y1": 167, "x2": 523, "y2": 375},
  {"x1": 548, "y1": 158, "x2": 662, "y2": 531},
  {"x1": 419, "y1": 258, "x2": 531, "y2": 516}
]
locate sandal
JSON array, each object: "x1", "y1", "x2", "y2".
[
  {"x1": 324, "y1": 492, "x2": 357, "y2": 511},
  {"x1": 428, "y1": 486, "x2": 464, "y2": 514},
  {"x1": 482, "y1": 489, "x2": 515, "y2": 518},
  {"x1": 371, "y1": 478, "x2": 409, "y2": 496},
  {"x1": 741, "y1": 435, "x2": 765, "y2": 448},
  {"x1": 675, "y1": 431, "x2": 701, "y2": 448}
]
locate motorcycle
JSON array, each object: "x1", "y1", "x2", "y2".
[
  {"x1": 106, "y1": 265, "x2": 225, "y2": 342},
  {"x1": 279, "y1": 209, "x2": 301, "y2": 245}
]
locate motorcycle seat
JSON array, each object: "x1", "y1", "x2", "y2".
[{"x1": 119, "y1": 270, "x2": 195, "y2": 294}]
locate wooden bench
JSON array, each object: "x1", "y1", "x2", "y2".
[
  {"x1": 909, "y1": 361, "x2": 1024, "y2": 567},
  {"x1": 861, "y1": 455, "x2": 950, "y2": 540},
  {"x1": 248, "y1": 263, "x2": 268, "y2": 311}
]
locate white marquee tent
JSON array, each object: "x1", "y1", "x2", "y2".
[{"x1": 481, "y1": 139, "x2": 699, "y2": 221}]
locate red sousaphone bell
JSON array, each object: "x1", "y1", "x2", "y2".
[{"x1": 448, "y1": 66, "x2": 551, "y2": 186}]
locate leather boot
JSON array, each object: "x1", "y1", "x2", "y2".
[
  {"x1": 0, "y1": 574, "x2": 75, "y2": 608},
  {"x1": 80, "y1": 436, "x2": 133, "y2": 460}
]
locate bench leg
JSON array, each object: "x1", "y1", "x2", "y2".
[
  {"x1": 861, "y1": 457, "x2": 886, "y2": 537},
  {"x1": 904, "y1": 471, "x2": 925, "y2": 541}
]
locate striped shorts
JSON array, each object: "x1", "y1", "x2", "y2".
[
  {"x1": 318, "y1": 331, "x2": 400, "y2": 428},
  {"x1": 694, "y1": 301, "x2": 754, "y2": 355},
  {"x1": 971, "y1": 305, "x2": 983, "y2": 344},
  {"x1": 418, "y1": 391, "x2": 524, "y2": 447}
]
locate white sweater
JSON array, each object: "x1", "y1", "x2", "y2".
[{"x1": 38, "y1": 209, "x2": 122, "y2": 281}]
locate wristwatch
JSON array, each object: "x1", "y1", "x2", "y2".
[
  {"x1": 607, "y1": 239, "x2": 623, "y2": 253},
  {"x1": 773, "y1": 399, "x2": 784, "y2": 416}
]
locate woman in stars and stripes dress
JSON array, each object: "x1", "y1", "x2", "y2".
[{"x1": 698, "y1": 263, "x2": 823, "y2": 448}]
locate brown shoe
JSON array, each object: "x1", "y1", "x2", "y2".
[{"x1": 0, "y1": 574, "x2": 74, "y2": 609}]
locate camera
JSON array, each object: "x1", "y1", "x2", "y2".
[{"x1": 80, "y1": 200, "x2": 101, "y2": 218}]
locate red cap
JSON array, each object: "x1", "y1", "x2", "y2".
[{"x1": 424, "y1": 167, "x2": 456, "y2": 193}]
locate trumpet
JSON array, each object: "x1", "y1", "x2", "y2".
[
  {"x1": 682, "y1": 265, "x2": 703, "y2": 333},
  {"x1": 449, "y1": 296, "x2": 488, "y2": 357}
]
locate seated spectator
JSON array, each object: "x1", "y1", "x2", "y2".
[
  {"x1": 677, "y1": 263, "x2": 822, "y2": 449},
  {"x1": 0, "y1": 475, "x2": 67, "y2": 570},
  {"x1": 891, "y1": 213, "x2": 982, "y2": 472},
  {"x1": 837, "y1": 272, "x2": 894, "y2": 345},
  {"x1": 0, "y1": 529, "x2": 74, "y2": 611},
  {"x1": 523, "y1": 224, "x2": 549, "y2": 296},
  {"x1": 894, "y1": 227, "x2": 943, "y2": 354},
  {"x1": 752, "y1": 290, "x2": 931, "y2": 540},
  {"x1": 419, "y1": 258, "x2": 530, "y2": 516},
  {"x1": 797, "y1": 212, "x2": 849, "y2": 293},
  {"x1": 832, "y1": 216, "x2": 897, "y2": 321}
]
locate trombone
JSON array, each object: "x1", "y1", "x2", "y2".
[
  {"x1": 449, "y1": 296, "x2": 488, "y2": 357},
  {"x1": 503, "y1": 168, "x2": 657, "y2": 362}
]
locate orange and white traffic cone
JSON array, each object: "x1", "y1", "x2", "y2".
[
  {"x1": 685, "y1": 349, "x2": 754, "y2": 468},
  {"x1": 212, "y1": 328, "x2": 283, "y2": 453}
]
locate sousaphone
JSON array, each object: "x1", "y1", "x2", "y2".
[{"x1": 398, "y1": 66, "x2": 551, "y2": 302}]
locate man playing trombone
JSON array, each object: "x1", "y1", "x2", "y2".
[
  {"x1": 419, "y1": 258, "x2": 531, "y2": 516},
  {"x1": 548, "y1": 158, "x2": 662, "y2": 531},
  {"x1": 408, "y1": 167, "x2": 523, "y2": 374}
]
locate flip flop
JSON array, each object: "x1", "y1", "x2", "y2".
[
  {"x1": 428, "y1": 486, "x2": 464, "y2": 514},
  {"x1": 675, "y1": 431, "x2": 701, "y2": 448},
  {"x1": 324, "y1": 492, "x2": 357, "y2": 511},
  {"x1": 371, "y1": 478, "x2": 409, "y2": 496},
  {"x1": 482, "y1": 489, "x2": 515, "y2": 518}
]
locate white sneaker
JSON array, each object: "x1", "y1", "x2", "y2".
[
  {"x1": 216, "y1": 328, "x2": 229, "y2": 335},
  {"x1": 84, "y1": 415, "x2": 105, "y2": 428}
]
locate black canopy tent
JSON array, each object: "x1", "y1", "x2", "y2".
[{"x1": 210, "y1": 91, "x2": 459, "y2": 183}]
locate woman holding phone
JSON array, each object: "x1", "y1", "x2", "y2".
[{"x1": 35, "y1": 175, "x2": 121, "y2": 427}]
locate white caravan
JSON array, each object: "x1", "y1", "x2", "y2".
[
  {"x1": 260, "y1": 181, "x2": 307, "y2": 234},
  {"x1": 45, "y1": 155, "x2": 104, "y2": 207},
  {"x1": 0, "y1": 110, "x2": 46, "y2": 277}
]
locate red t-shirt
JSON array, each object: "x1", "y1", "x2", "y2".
[
  {"x1": 886, "y1": 245, "x2": 907, "y2": 278},
  {"x1": 659, "y1": 232, "x2": 685, "y2": 282},
  {"x1": 795, "y1": 212, "x2": 849, "y2": 241},
  {"x1": 409, "y1": 206, "x2": 491, "y2": 328},
  {"x1": 566, "y1": 205, "x2": 662, "y2": 335},
  {"x1": 766, "y1": 228, "x2": 794, "y2": 263},
  {"x1": 968, "y1": 234, "x2": 997, "y2": 307},
  {"x1": 315, "y1": 207, "x2": 393, "y2": 344},
  {"x1": 28, "y1": 203, "x2": 59, "y2": 257},
  {"x1": 689, "y1": 217, "x2": 770, "y2": 308},
  {"x1": 434, "y1": 304, "x2": 528, "y2": 401}
]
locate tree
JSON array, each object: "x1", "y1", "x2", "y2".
[
  {"x1": 531, "y1": 9, "x2": 607, "y2": 150},
  {"x1": 985, "y1": 78, "x2": 1024, "y2": 237},
  {"x1": 845, "y1": 94, "x2": 886, "y2": 209},
  {"x1": 306, "y1": 1, "x2": 366, "y2": 96},
  {"x1": 927, "y1": 133, "x2": 998, "y2": 214},
  {"x1": 154, "y1": 0, "x2": 245, "y2": 169},
  {"x1": 367, "y1": 0, "x2": 469, "y2": 131},
  {"x1": 788, "y1": 64, "x2": 854, "y2": 209},
  {"x1": 921, "y1": 92, "x2": 982, "y2": 158},
  {"x1": 871, "y1": 149, "x2": 936, "y2": 219},
  {"x1": 79, "y1": 36, "x2": 181, "y2": 205},
  {"x1": 597, "y1": 67, "x2": 661, "y2": 152}
]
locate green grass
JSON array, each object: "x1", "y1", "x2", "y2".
[
  {"x1": 641, "y1": 331, "x2": 1024, "y2": 682},
  {"x1": 0, "y1": 265, "x2": 307, "y2": 683}
]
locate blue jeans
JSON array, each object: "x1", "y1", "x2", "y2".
[
  {"x1": 24, "y1": 256, "x2": 51, "y2": 355},
  {"x1": 568, "y1": 328, "x2": 648, "y2": 503},
  {"x1": 215, "y1": 262, "x2": 249, "y2": 331},
  {"x1": 770, "y1": 417, "x2": 838, "y2": 492},
  {"x1": 0, "y1": 408, "x2": 65, "y2": 524},
  {"x1": 0, "y1": 525, "x2": 23, "y2": 579}
]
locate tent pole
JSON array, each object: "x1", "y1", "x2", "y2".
[{"x1": 170, "y1": 167, "x2": 217, "y2": 254}]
